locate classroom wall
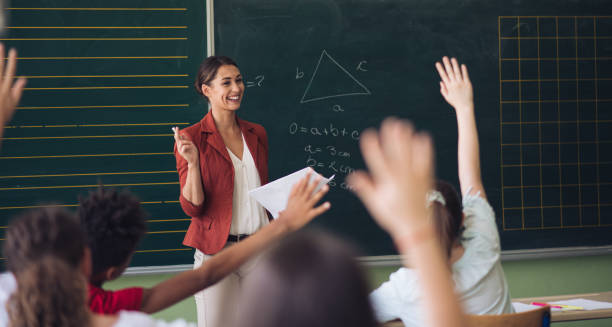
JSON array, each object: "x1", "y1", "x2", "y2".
[{"x1": 106, "y1": 254, "x2": 612, "y2": 326}]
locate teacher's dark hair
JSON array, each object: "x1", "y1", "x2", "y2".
[
  {"x1": 234, "y1": 230, "x2": 377, "y2": 327},
  {"x1": 194, "y1": 56, "x2": 239, "y2": 102}
]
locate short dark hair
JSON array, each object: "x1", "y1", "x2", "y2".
[
  {"x1": 4, "y1": 206, "x2": 87, "y2": 274},
  {"x1": 235, "y1": 230, "x2": 377, "y2": 327},
  {"x1": 194, "y1": 55, "x2": 239, "y2": 102},
  {"x1": 431, "y1": 180, "x2": 464, "y2": 258},
  {"x1": 78, "y1": 187, "x2": 147, "y2": 275}
]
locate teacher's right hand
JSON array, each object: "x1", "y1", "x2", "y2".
[{"x1": 173, "y1": 127, "x2": 199, "y2": 166}]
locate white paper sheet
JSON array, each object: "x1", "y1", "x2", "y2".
[
  {"x1": 549, "y1": 298, "x2": 612, "y2": 310},
  {"x1": 249, "y1": 167, "x2": 334, "y2": 218},
  {"x1": 512, "y1": 302, "x2": 542, "y2": 313}
]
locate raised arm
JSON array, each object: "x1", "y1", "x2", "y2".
[
  {"x1": 347, "y1": 118, "x2": 465, "y2": 327},
  {"x1": 139, "y1": 172, "x2": 331, "y2": 313},
  {"x1": 173, "y1": 127, "x2": 205, "y2": 212},
  {"x1": 0, "y1": 44, "x2": 27, "y2": 140},
  {"x1": 435, "y1": 57, "x2": 485, "y2": 198}
]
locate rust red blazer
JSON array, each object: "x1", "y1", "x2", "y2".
[{"x1": 174, "y1": 112, "x2": 269, "y2": 254}]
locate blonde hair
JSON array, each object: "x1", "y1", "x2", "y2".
[{"x1": 8, "y1": 256, "x2": 91, "y2": 327}]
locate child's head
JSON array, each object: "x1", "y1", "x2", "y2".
[
  {"x1": 7, "y1": 256, "x2": 90, "y2": 327},
  {"x1": 4, "y1": 207, "x2": 91, "y2": 327},
  {"x1": 78, "y1": 187, "x2": 147, "y2": 281},
  {"x1": 234, "y1": 230, "x2": 377, "y2": 327},
  {"x1": 429, "y1": 180, "x2": 464, "y2": 258},
  {"x1": 4, "y1": 206, "x2": 89, "y2": 275}
]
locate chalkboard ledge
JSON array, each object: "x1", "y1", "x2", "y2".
[{"x1": 123, "y1": 246, "x2": 612, "y2": 275}]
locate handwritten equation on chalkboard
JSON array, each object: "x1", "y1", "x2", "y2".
[
  {"x1": 244, "y1": 49, "x2": 371, "y2": 189},
  {"x1": 295, "y1": 49, "x2": 370, "y2": 189}
]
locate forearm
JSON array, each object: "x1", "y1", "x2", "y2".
[
  {"x1": 395, "y1": 226, "x2": 464, "y2": 327},
  {"x1": 456, "y1": 107, "x2": 484, "y2": 197},
  {"x1": 140, "y1": 221, "x2": 288, "y2": 313},
  {"x1": 181, "y1": 163, "x2": 205, "y2": 205}
]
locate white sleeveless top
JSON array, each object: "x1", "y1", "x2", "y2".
[{"x1": 227, "y1": 133, "x2": 269, "y2": 235}]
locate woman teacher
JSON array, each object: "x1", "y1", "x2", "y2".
[{"x1": 173, "y1": 56, "x2": 270, "y2": 327}]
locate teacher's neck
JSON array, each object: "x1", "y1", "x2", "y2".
[{"x1": 210, "y1": 107, "x2": 239, "y2": 132}]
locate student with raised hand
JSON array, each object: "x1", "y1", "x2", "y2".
[
  {"x1": 79, "y1": 172, "x2": 329, "y2": 314},
  {"x1": 347, "y1": 118, "x2": 465, "y2": 327},
  {"x1": 365, "y1": 58, "x2": 513, "y2": 327},
  {"x1": 0, "y1": 43, "x2": 26, "y2": 140}
]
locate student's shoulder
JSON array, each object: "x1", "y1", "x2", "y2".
[{"x1": 0, "y1": 272, "x2": 16, "y2": 298}]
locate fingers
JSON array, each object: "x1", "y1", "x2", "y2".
[
  {"x1": 2, "y1": 48, "x2": 17, "y2": 94},
  {"x1": 0, "y1": 44, "x2": 5, "y2": 79},
  {"x1": 346, "y1": 171, "x2": 376, "y2": 208},
  {"x1": 451, "y1": 57, "x2": 462, "y2": 81},
  {"x1": 442, "y1": 56, "x2": 454, "y2": 81},
  {"x1": 435, "y1": 62, "x2": 449, "y2": 84},
  {"x1": 380, "y1": 118, "x2": 414, "y2": 169},
  {"x1": 303, "y1": 173, "x2": 320, "y2": 198},
  {"x1": 308, "y1": 201, "x2": 331, "y2": 219},
  {"x1": 172, "y1": 127, "x2": 180, "y2": 143},
  {"x1": 461, "y1": 64, "x2": 470, "y2": 83},
  {"x1": 359, "y1": 128, "x2": 389, "y2": 182},
  {"x1": 11, "y1": 78, "x2": 26, "y2": 105},
  {"x1": 307, "y1": 183, "x2": 329, "y2": 207},
  {"x1": 290, "y1": 173, "x2": 308, "y2": 198}
]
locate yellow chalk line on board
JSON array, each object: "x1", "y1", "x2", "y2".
[
  {"x1": 17, "y1": 74, "x2": 188, "y2": 78},
  {"x1": 0, "y1": 247, "x2": 194, "y2": 259},
  {"x1": 0, "y1": 181, "x2": 178, "y2": 191},
  {"x1": 0, "y1": 200, "x2": 179, "y2": 210},
  {"x1": 6, "y1": 8, "x2": 188, "y2": 11},
  {"x1": 0, "y1": 152, "x2": 173, "y2": 159},
  {"x1": 5, "y1": 123, "x2": 188, "y2": 129},
  {"x1": 0, "y1": 38, "x2": 187, "y2": 41},
  {"x1": 17, "y1": 104, "x2": 188, "y2": 110},
  {"x1": 7, "y1": 26, "x2": 188, "y2": 29},
  {"x1": 24, "y1": 86, "x2": 188, "y2": 90},
  {"x1": 14, "y1": 56, "x2": 188, "y2": 60},
  {"x1": 0, "y1": 217, "x2": 190, "y2": 228},
  {"x1": 2, "y1": 133, "x2": 171, "y2": 140},
  {"x1": 0, "y1": 170, "x2": 177, "y2": 179}
]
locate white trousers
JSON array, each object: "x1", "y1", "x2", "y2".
[{"x1": 193, "y1": 244, "x2": 257, "y2": 327}]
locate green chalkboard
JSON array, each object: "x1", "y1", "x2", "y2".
[
  {"x1": 215, "y1": 0, "x2": 612, "y2": 255},
  {"x1": 0, "y1": 1, "x2": 207, "y2": 267}
]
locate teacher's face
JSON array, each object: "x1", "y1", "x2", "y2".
[{"x1": 203, "y1": 65, "x2": 244, "y2": 112}]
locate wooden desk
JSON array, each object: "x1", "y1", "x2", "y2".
[
  {"x1": 514, "y1": 291, "x2": 612, "y2": 322},
  {"x1": 382, "y1": 291, "x2": 612, "y2": 326}
]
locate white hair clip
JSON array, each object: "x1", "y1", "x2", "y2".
[{"x1": 426, "y1": 190, "x2": 446, "y2": 207}]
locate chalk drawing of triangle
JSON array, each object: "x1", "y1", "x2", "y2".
[{"x1": 300, "y1": 50, "x2": 371, "y2": 104}]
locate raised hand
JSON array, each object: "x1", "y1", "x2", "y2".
[
  {"x1": 347, "y1": 118, "x2": 434, "y2": 239},
  {"x1": 0, "y1": 44, "x2": 27, "y2": 137},
  {"x1": 173, "y1": 127, "x2": 199, "y2": 166},
  {"x1": 278, "y1": 170, "x2": 331, "y2": 231},
  {"x1": 435, "y1": 56, "x2": 473, "y2": 113}
]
